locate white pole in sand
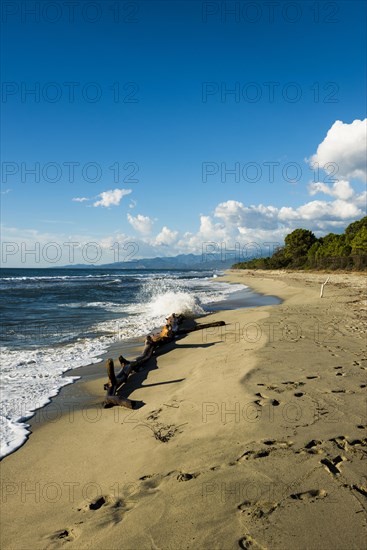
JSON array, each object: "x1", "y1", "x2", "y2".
[{"x1": 320, "y1": 276, "x2": 330, "y2": 298}]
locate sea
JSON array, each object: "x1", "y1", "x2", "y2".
[{"x1": 0, "y1": 267, "x2": 280, "y2": 459}]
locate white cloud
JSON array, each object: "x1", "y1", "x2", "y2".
[
  {"x1": 176, "y1": 215, "x2": 230, "y2": 253},
  {"x1": 214, "y1": 200, "x2": 279, "y2": 230},
  {"x1": 129, "y1": 200, "x2": 137, "y2": 209},
  {"x1": 308, "y1": 179, "x2": 355, "y2": 200},
  {"x1": 97, "y1": 233, "x2": 128, "y2": 250},
  {"x1": 197, "y1": 215, "x2": 226, "y2": 239},
  {"x1": 155, "y1": 226, "x2": 179, "y2": 246},
  {"x1": 354, "y1": 190, "x2": 367, "y2": 207},
  {"x1": 1, "y1": 189, "x2": 11, "y2": 195},
  {"x1": 72, "y1": 196, "x2": 89, "y2": 203},
  {"x1": 182, "y1": 194, "x2": 364, "y2": 248},
  {"x1": 308, "y1": 118, "x2": 367, "y2": 182},
  {"x1": 286, "y1": 199, "x2": 360, "y2": 221},
  {"x1": 93, "y1": 188, "x2": 132, "y2": 208},
  {"x1": 127, "y1": 213, "x2": 154, "y2": 235}
]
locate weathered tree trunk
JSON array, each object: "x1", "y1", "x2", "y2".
[{"x1": 103, "y1": 359, "x2": 136, "y2": 409}]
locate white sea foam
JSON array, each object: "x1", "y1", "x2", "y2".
[
  {"x1": 0, "y1": 336, "x2": 112, "y2": 458},
  {"x1": 1, "y1": 273, "x2": 118, "y2": 282},
  {"x1": 60, "y1": 301, "x2": 127, "y2": 312},
  {"x1": 147, "y1": 291, "x2": 205, "y2": 317}
]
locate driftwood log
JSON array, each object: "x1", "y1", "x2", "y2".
[{"x1": 102, "y1": 320, "x2": 226, "y2": 409}]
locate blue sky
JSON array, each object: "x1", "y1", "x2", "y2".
[{"x1": 1, "y1": 0, "x2": 366, "y2": 266}]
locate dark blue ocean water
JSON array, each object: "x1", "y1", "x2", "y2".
[{"x1": 0, "y1": 268, "x2": 224, "y2": 349}]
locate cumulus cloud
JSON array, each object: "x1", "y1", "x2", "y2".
[
  {"x1": 308, "y1": 118, "x2": 367, "y2": 182},
  {"x1": 280, "y1": 199, "x2": 360, "y2": 222},
  {"x1": 308, "y1": 179, "x2": 355, "y2": 200},
  {"x1": 176, "y1": 215, "x2": 229, "y2": 253},
  {"x1": 93, "y1": 188, "x2": 132, "y2": 208},
  {"x1": 155, "y1": 226, "x2": 179, "y2": 246},
  {"x1": 354, "y1": 190, "x2": 367, "y2": 207},
  {"x1": 127, "y1": 213, "x2": 154, "y2": 235},
  {"x1": 97, "y1": 233, "x2": 128, "y2": 250},
  {"x1": 181, "y1": 195, "x2": 364, "y2": 248},
  {"x1": 214, "y1": 200, "x2": 279, "y2": 230},
  {"x1": 129, "y1": 200, "x2": 137, "y2": 209}
]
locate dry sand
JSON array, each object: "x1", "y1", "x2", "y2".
[{"x1": 1, "y1": 270, "x2": 366, "y2": 550}]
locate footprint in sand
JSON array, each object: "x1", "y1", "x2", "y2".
[
  {"x1": 304, "y1": 439, "x2": 322, "y2": 453},
  {"x1": 330, "y1": 437, "x2": 367, "y2": 458},
  {"x1": 290, "y1": 489, "x2": 327, "y2": 500},
  {"x1": 238, "y1": 500, "x2": 252, "y2": 512},
  {"x1": 321, "y1": 455, "x2": 347, "y2": 476},
  {"x1": 330, "y1": 436, "x2": 348, "y2": 450},
  {"x1": 77, "y1": 495, "x2": 108, "y2": 512},
  {"x1": 239, "y1": 534, "x2": 265, "y2": 549},
  {"x1": 238, "y1": 499, "x2": 279, "y2": 518},
  {"x1": 46, "y1": 527, "x2": 82, "y2": 547},
  {"x1": 237, "y1": 449, "x2": 270, "y2": 461},
  {"x1": 177, "y1": 472, "x2": 199, "y2": 482},
  {"x1": 237, "y1": 440, "x2": 293, "y2": 462},
  {"x1": 256, "y1": 383, "x2": 283, "y2": 393},
  {"x1": 281, "y1": 381, "x2": 305, "y2": 389},
  {"x1": 77, "y1": 494, "x2": 129, "y2": 519},
  {"x1": 254, "y1": 397, "x2": 281, "y2": 407},
  {"x1": 49, "y1": 528, "x2": 77, "y2": 543},
  {"x1": 254, "y1": 392, "x2": 268, "y2": 399},
  {"x1": 139, "y1": 474, "x2": 162, "y2": 490},
  {"x1": 49, "y1": 497, "x2": 131, "y2": 548},
  {"x1": 348, "y1": 438, "x2": 367, "y2": 446},
  {"x1": 88, "y1": 496, "x2": 107, "y2": 510},
  {"x1": 238, "y1": 486, "x2": 328, "y2": 540}
]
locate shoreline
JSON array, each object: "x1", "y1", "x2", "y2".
[
  {"x1": 2, "y1": 278, "x2": 279, "y2": 459},
  {"x1": 1, "y1": 270, "x2": 366, "y2": 550}
]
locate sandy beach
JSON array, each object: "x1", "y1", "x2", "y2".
[{"x1": 1, "y1": 270, "x2": 366, "y2": 550}]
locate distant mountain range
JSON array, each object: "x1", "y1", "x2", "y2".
[{"x1": 64, "y1": 252, "x2": 242, "y2": 270}]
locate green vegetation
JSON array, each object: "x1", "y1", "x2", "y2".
[{"x1": 232, "y1": 216, "x2": 367, "y2": 271}]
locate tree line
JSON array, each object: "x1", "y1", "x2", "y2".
[{"x1": 232, "y1": 216, "x2": 367, "y2": 271}]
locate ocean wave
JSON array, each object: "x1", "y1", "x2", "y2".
[
  {"x1": 1, "y1": 274, "x2": 118, "y2": 281},
  {"x1": 60, "y1": 301, "x2": 127, "y2": 312}
]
